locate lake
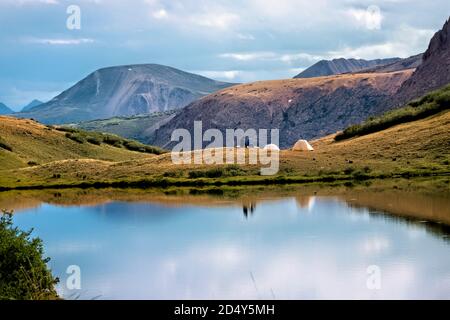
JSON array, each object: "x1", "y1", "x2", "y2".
[{"x1": 2, "y1": 180, "x2": 450, "y2": 299}]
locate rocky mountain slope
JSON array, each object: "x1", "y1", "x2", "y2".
[
  {"x1": 15, "y1": 64, "x2": 235, "y2": 124},
  {"x1": 150, "y1": 70, "x2": 413, "y2": 148},
  {"x1": 357, "y1": 54, "x2": 423, "y2": 73},
  {"x1": 395, "y1": 17, "x2": 450, "y2": 105},
  {"x1": 0, "y1": 102, "x2": 13, "y2": 115},
  {"x1": 21, "y1": 99, "x2": 43, "y2": 112},
  {"x1": 294, "y1": 57, "x2": 400, "y2": 78}
]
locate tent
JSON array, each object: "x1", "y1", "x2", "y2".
[
  {"x1": 292, "y1": 139, "x2": 314, "y2": 151},
  {"x1": 263, "y1": 144, "x2": 280, "y2": 151}
]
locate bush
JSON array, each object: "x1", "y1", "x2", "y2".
[
  {"x1": 123, "y1": 140, "x2": 145, "y2": 153},
  {"x1": 188, "y1": 165, "x2": 244, "y2": 179},
  {"x1": 143, "y1": 145, "x2": 165, "y2": 155},
  {"x1": 335, "y1": 85, "x2": 450, "y2": 141},
  {"x1": 0, "y1": 210, "x2": 59, "y2": 300},
  {"x1": 343, "y1": 167, "x2": 355, "y2": 175},
  {"x1": 55, "y1": 126, "x2": 78, "y2": 133},
  {"x1": 102, "y1": 135, "x2": 123, "y2": 147},
  {"x1": 87, "y1": 136, "x2": 102, "y2": 145},
  {"x1": 65, "y1": 133, "x2": 85, "y2": 144},
  {"x1": 0, "y1": 139, "x2": 12, "y2": 152}
]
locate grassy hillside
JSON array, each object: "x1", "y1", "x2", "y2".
[
  {"x1": 74, "y1": 111, "x2": 176, "y2": 143},
  {"x1": 0, "y1": 107, "x2": 448, "y2": 190},
  {"x1": 335, "y1": 84, "x2": 450, "y2": 141},
  {"x1": 0, "y1": 116, "x2": 164, "y2": 171}
]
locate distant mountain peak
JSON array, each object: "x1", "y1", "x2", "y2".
[
  {"x1": 15, "y1": 64, "x2": 236, "y2": 124},
  {"x1": 0, "y1": 102, "x2": 13, "y2": 115},
  {"x1": 21, "y1": 99, "x2": 44, "y2": 112},
  {"x1": 294, "y1": 57, "x2": 401, "y2": 78}
]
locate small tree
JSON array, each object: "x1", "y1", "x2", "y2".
[{"x1": 0, "y1": 210, "x2": 59, "y2": 300}]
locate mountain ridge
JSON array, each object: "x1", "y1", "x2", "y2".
[
  {"x1": 150, "y1": 70, "x2": 413, "y2": 149},
  {"x1": 21, "y1": 99, "x2": 44, "y2": 112},
  {"x1": 0, "y1": 102, "x2": 13, "y2": 115},
  {"x1": 294, "y1": 57, "x2": 401, "y2": 78},
  {"x1": 15, "y1": 64, "x2": 236, "y2": 124}
]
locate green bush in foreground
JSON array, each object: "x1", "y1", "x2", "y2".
[
  {"x1": 335, "y1": 85, "x2": 450, "y2": 141},
  {"x1": 0, "y1": 210, "x2": 59, "y2": 300}
]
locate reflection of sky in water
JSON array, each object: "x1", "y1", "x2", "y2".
[{"x1": 12, "y1": 198, "x2": 450, "y2": 300}]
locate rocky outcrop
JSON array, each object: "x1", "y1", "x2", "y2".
[{"x1": 395, "y1": 17, "x2": 450, "y2": 105}]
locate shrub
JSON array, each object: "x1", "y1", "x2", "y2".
[
  {"x1": 343, "y1": 167, "x2": 355, "y2": 175},
  {"x1": 86, "y1": 136, "x2": 102, "y2": 145},
  {"x1": 55, "y1": 126, "x2": 78, "y2": 133},
  {"x1": 65, "y1": 133, "x2": 85, "y2": 144},
  {"x1": 188, "y1": 165, "x2": 244, "y2": 179},
  {"x1": 102, "y1": 135, "x2": 123, "y2": 147},
  {"x1": 0, "y1": 210, "x2": 59, "y2": 300},
  {"x1": 122, "y1": 140, "x2": 165, "y2": 155},
  {"x1": 335, "y1": 85, "x2": 450, "y2": 141},
  {"x1": 143, "y1": 145, "x2": 165, "y2": 155},
  {"x1": 27, "y1": 161, "x2": 39, "y2": 166},
  {"x1": 163, "y1": 171, "x2": 183, "y2": 178},
  {"x1": 0, "y1": 139, "x2": 12, "y2": 152},
  {"x1": 189, "y1": 168, "x2": 224, "y2": 179},
  {"x1": 123, "y1": 140, "x2": 145, "y2": 153}
]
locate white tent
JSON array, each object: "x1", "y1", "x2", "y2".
[
  {"x1": 263, "y1": 144, "x2": 280, "y2": 151},
  {"x1": 292, "y1": 139, "x2": 314, "y2": 151}
]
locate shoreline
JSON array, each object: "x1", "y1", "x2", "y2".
[{"x1": 1, "y1": 169, "x2": 448, "y2": 192}]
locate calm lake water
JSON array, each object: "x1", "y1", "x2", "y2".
[{"x1": 6, "y1": 184, "x2": 450, "y2": 300}]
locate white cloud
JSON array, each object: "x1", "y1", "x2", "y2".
[
  {"x1": 219, "y1": 51, "x2": 323, "y2": 65},
  {"x1": 327, "y1": 25, "x2": 435, "y2": 59},
  {"x1": 347, "y1": 5, "x2": 383, "y2": 30},
  {"x1": 27, "y1": 38, "x2": 95, "y2": 45},
  {"x1": 219, "y1": 52, "x2": 277, "y2": 61},
  {"x1": 0, "y1": 0, "x2": 60, "y2": 5},
  {"x1": 237, "y1": 33, "x2": 255, "y2": 40},
  {"x1": 190, "y1": 12, "x2": 240, "y2": 30},
  {"x1": 280, "y1": 53, "x2": 324, "y2": 64},
  {"x1": 194, "y1": 70, "x2": 242, "y2": 81},
  {"x1": 152, "y1": 8, "x2": 168, "y2": 20}
]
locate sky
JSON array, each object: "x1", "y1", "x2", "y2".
[{"x1": 0, "y1": 0, "x2": 449, "y2": 110}]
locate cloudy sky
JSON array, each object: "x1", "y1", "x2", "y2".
[{"x1": 0, "y1": 0, "x2": 449, "y2": 110}]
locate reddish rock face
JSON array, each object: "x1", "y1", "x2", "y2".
[{"x1": 395, "y1": 17, "x2": 450, "y2": 105}]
